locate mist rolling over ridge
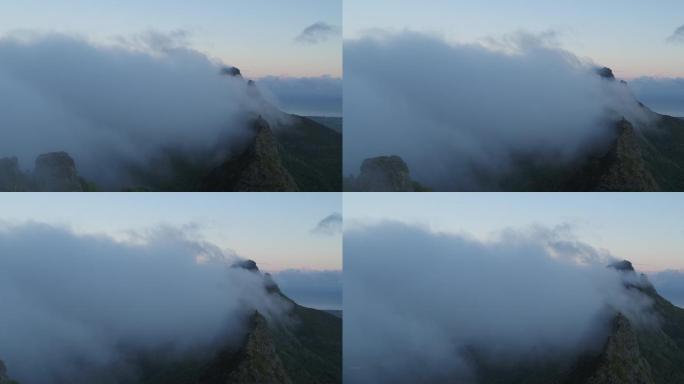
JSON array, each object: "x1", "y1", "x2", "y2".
[
  {"x1": 0, "y1": 31, "x2": 343, "y2": 192},
  {"x1": 344, "y1": 221, "x2": 669, "y2": 384},
  {"x1": 0, "y1": 222, "x2": 291, "y2": 384},
  {"x1": 344, "y1": 31, "x2": 660, "y2": 191},
  {"x1": 0, "y1": 32, "x2": 278, "y2": 188}
]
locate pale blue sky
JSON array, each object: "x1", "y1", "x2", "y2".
[
  {"x1": 345, "y1": 193, "x2": 684, "y2": 272},
  {"x1": 0, "y1": 0, "x2": 341, "y2": 77},
  {"x1": 0, "y1": 193, "x2": 341, "y2": 271},
  {"x1": 345, "y1": 0, "x2": 684, "y2": 78}
]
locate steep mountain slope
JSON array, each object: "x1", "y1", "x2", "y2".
[
  {"x1": 123, "y1": 114, "x2": 341, "y2": 192},
  {"x1": 470, "y1": 261, "x2": 684, "y2": 384},
  {"x1": 638, "y1": 115, "x2": 684, "y2": 191},
  {"x1": 203, "y1": 117, "x2": 299, "y2": 191},
  {"x1": 275, "y1": 116, "x2": 342, "y2": 192},
  {"x1": 584, "y1": 314, "x2": 655, "y2": 384}
]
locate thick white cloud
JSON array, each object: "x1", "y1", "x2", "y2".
[
  {"x1": 344, "y1": 31, "x2": 647, "y2": 189},
  {"x1": 344, "y1": 222, "x2": 654, "y2": 383},
  {"x1": 0, "y1": 32, "x2": 284, "y2": 188},
  {"x1": 0, "y1": 222, "x2": 288, "y2": 384}
]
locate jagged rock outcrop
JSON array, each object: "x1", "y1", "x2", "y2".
[
  {"x1": 596, "y1": 67, "x2": 616, "y2": 80},
  {"x1": 33, "y1": 151, "x2": 84, "y2": 192},
  {"x1": 200, "y1": 312, "x2": 293, "y2": 384},
  {"x1": 586, "y1": 313, "x2": 655, "y2": 384},
  {"x1": 348, "y1": 155, "x2": 425, "y2": 191},
  {"x1": 582, "y1": 119, "x2": 660, "y2": 192},
  {"x1": 609, "y1": 260, "x2": 635, "y2": 272},
  {"x1": 220, "y1": 66, "x2": 243, "y2": 78},
  {"x1": 232, "y1": 259, "x2": 260, "y2": 273},
  {"x1": 226, "y1": 313, "x2": 293, "y2": 384},
  {"x1": 204, "y1": 117, "x2": 299, "y2": 192},
  {"x1": 1, "y1": 152, "x2": 90, "y2": 191}
]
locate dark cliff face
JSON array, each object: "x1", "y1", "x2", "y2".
[
  {"x1": 588, "y1": 119, "x2": 659, "y2": 192},
  {"x1": 203, "y1": 117, "x2": 299, "y2": 192},
  {"x1": 584, "y1": 314, "x2": 655, "y2": 384},
  {"x1": 596, "y1": 67, "x2": 616, "y2": 81},
  {"x1": 345, "y1": 155, "x2": 428, "y2": 192},
  {"x1": 200, "y1": 260, "x2": 342, "y2": 384},
  {"x1": 0, "y1": 152, "x2": 88, "y2": 192},
  {"x1": 470, "y1": 262, "x2": 684, "y2": 384},
  {"x1": 200, "y1": 312, "x2": 293, "y2": 384}
]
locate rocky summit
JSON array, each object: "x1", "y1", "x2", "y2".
[
  {"x1": 33, "y1": 152, "x2": 84, "y2": 192},
  {"x1": 346, "y1": 155, "x2": 427, "y2": 191},
  {"x1": 0, "y1": 152, "x2": 88, "y2": 192},
  {"x1": 0, "y1": 157, "x2": 28, "y2": 192}
]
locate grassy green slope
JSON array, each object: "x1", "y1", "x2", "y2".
[
  {"x1": 636, "y1": 285, "x2": 684, "y2": 384},
  {"x1": 275, "y1": 116, "x2": 342, "y2": 192},
  {"x1": 639, "y1": 115, "x2": 684, "y2": 191}
]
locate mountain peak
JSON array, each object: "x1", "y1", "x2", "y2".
[
  {"x1": 34, "y1": 151, "x2": 84, "y2": 192},
  {"x1": 610, "y1": 259, "x2": 635, "y2": 272},
  {"x1": 221, "y1": 66, "x2": 243, "y2": 78},
  {"x1": 232, "y1": 259, "x2": 260, "y2": 272},
  {"x1": 351, "y1": 155, "x2": 418, "y2": 192},
  {"x1": 596, "y1": 66, "x2": 616, "y2": 80}
]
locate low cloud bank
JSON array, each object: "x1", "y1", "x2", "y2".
[
  {"x1": 273, "y1": 269, "x2": 342, "y2": 309},
  {"x1": 258, "y1": 75, "x2": 342, "y2": 116},
  {"x1": 630, "y1": 77, "x2": 684, "y2": 117},
  {"x1": 0, "y1": 222, "x2": 287, "y2": 384},
  {"x1": 650, "y1": 270, "x2": 684, "y2": 307},
  {"x1": 344, "y1": 222, "x2": 654, "y2": 383},
  {"x1": 344, "y1": 31, "x2": 647, "y2": 189}
]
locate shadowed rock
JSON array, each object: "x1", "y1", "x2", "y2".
[
  {"x1": 204, "y1": 117, "x2": 299, "y2": 192},
  {"x1": 354, "y1": 155, "x2": 417, "y2": 191},
  {"x1": 201, "y1": 312, "x2": 292, "y2": 384},
  {"x1": 596, "y1": 67, "x2": 616, "y2": 80},
  {"x1": 592, "y1": 119, "x2": 659, "y2": 191},
  {"x1": 609, "y1": 260, "x2": 636, "y2": 273},
  {"x1": 586, "y1": 313, "x2": 655, "y2": 384},
  {"x1": 33, "y1": 152, "x2": 84, "y2": 192},
  {"x1": 232, "y1": 259, "x2": 260, "y2": 272},
  {"x1": 220, "y1": 66, "x2": 242, "y2": 78}
]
